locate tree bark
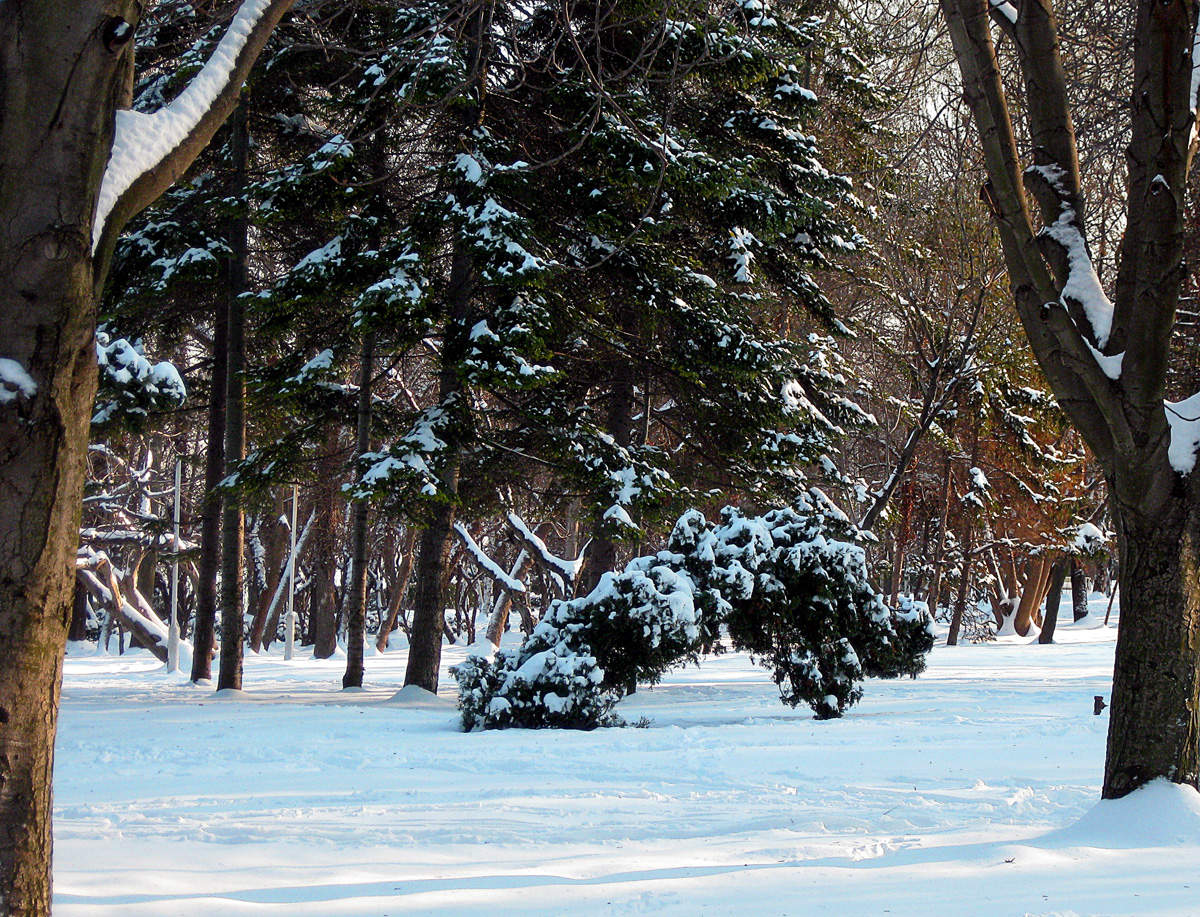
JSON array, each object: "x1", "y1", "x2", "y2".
[
  {"x1": 0, "y1": 4, "x2": 292, "y2": 908},
  {"x1": 192, "y1": 298, "x2": 228, "y2": 682},
  {"x1": 1103, "y1": 486, "x2": 1200, "y2": 798},
  {"x1": 343, "y1": 331, "x2": 374, "y2": 689},
  {"x1": 404, "y1": 234, "x2": 474, "y2": 691},
  {"x1": 925, "y1": 452, "x2": 956, "y2": 616},
  {"x1": 248, "y1": 491, "x2": 288, "y2": 651},
  {"x1": 309, "y1": 429, "x2": 343, "y2": 659},
  {"x1": 1039, "y1": 557, "x2": 1069, "y2": 644},
  {"x1": 946, "y1": 514, "x2": 976, "y2": 647},
  {"x1": 376, "y1": 528, "x2": 417, "y2": 651},
  {"x1": 1070, "y1": 558, "x2": 1089, "y2": 620},
  {"x1": 405, "y1": 493, "x2": 459, "y2": 692},
  {"x1": 218, "y1": 101, "x2": 249, "y2": 692}
]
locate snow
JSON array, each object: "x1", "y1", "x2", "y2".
[
  {"x1": 1073, "y1": 521, "x2": 1107, "y2": 553},
  {"x1": 51, "y1": 594, "x2": 1200, "y2": 915},
  {"x1": 1165, "y1": 391, "x2": 1200, "y2": 475},
  {"x1": 93, "y1": 0, "x2": 273, "y2": 251},
  {"x1": 989, "y1": 0, "x2": 1017, "y2": 24},
  {"x1": 1027, "y1": 164, "x2": 1115, "y2": 352},
  {"x1": 454, "y1": 522, "x2": 527, "y2": 593},
  {"x1": 0, "y1": 356, "x2": 36, "y2": 403}
]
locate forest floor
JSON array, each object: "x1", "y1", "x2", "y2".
[{"x1": 53, "y1": 595, "x2": 1200, "y2": 915}]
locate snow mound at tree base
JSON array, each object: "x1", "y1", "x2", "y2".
[
  {"x1": 1039, "y1": 779, "x2": 1200, "y2": 849},
  {"x1": 385, "y1": 684, "x2": 455, "y2": 709}
]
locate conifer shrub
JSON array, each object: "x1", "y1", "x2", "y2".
[{"x1": 454, "y1": 492, "x2": 935, "y2": 729}]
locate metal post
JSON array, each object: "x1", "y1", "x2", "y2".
[
  {"x1": 167, "y1": 455, "x2": 181, "y2": 672},
  {"x1": 284, "y1": 483, "x2": 298, "y2": 660}
]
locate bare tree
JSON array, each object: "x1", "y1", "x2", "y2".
[
  {"x1": 0, "y1": 2, "x2": 293, "y2": 910},
  {"x1": 939, "y1": 0, "x2": 1200, "y2": 798}
]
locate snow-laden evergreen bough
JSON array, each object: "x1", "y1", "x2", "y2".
[{"x1": 453, "y1": 492, "x2": 934, "y2": 729}]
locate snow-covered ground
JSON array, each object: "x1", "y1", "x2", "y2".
[{"x1": 53, "y1": 596, "x2": 1200, "y2": 915}]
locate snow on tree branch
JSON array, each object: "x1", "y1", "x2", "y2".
[
  {"x1": 505, "y1": 512, "x2": 583, "y2": 584},
  {"x1": 453, "y1": 523, "x2": 527, "y2": 594},
  {"x1": 1166, "y1": 393, "x2": 1200, "y2": 475},
  {"x1": 93, "y1": 0, "x2": 276, "y2": 252}
]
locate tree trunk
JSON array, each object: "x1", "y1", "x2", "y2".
[
  {"x1": 946, "y1": 510, "x2": 976, "y2": 647},
  {"x1": 1103, "y1": 490, "x2": 1200, "y2": 798},
  {"x1": 925, "y1": 452, "x2": 955, "y2": 617},
  {"x1": 580, "y1": 341, "x2": 636, "y2": 594},
  {"x1": 343, "y1": 332, "x2": 374, "y2": 689},
  {"x1": 69, "y1": 580, "x2": 90, "y2": 642},
  {"x1": 248, "y1": 491, "x2": 288, "y2": 652},
  {"x1": 1039, "y1": 557, "x2": 1069, "y2": 645},
  {"x1": 405, "y1": 494, "x2": 459, "y2": 692},
  {"x1": 0, "y1": 8, "x2": 128, "y2": 909},
  {"x1": 309, "y1": 429, "x2": 343, "y2": 659},
  {"x1": 218, "y1": 101, "x2": 249, "y2": 692},
  {"x1": 376, "y1": 528, "x2": 417, "y2": 652},
  {"x1": 1013, "y1": 556, "x2": 1052, "y2": 637},
  {"x1": 1071, "y1": 558, "x2": 1089, "y2": 621},
  {"x1": 0, "y1": 4, "x2": 291, "y2": 907},
  {"x1": 888, "y1": 480, "x2": 914, "y2": 606},
  {"x1": 404, "y1": 226, "x2": 475, "y2": 691},
  {"x1": 192, "y1": 297, "x2": 228, "y2": 682}
]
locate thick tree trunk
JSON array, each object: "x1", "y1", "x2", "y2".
[
  {"x1": 343, "y1": 332, "x2": 374, "y2": 689},
  {"x1": 192, "y1": 299, "x2": 228, "y2": 682},
  {"x1": 218, "y1": 102, "x2": 249, "y2": 692},
  {"x1": 0, "y1": 8, "x2": 129, "y2": 909},
  {"x1": 0, "y1": 4, "x2": 290, "y2": 908},
  {"x1": 1039, "y1": 557, "x2": 1069, "y2": 645},
  {"x1": 405, "y1": 495, "x2": 459, "y2": 692},
  {"x1": 1103, "y1": 488, "x2": 1200, "y2": 798},
  {"x1": 404, "y1": 229, "x2": 474, "y2": 691}
]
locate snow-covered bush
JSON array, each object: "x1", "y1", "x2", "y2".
[
  {"x1": 453, "y1": 560, "x2": 706, "y2": 730},
  {"x1": 455, "y1": 492, "x2": 934, "y2": 729},
  {"x1": 454, "y1": 628, "x2": 621, "y2": 731},
  {"x1": 716, "y1": 492, "x2": 934, "y2": 718}
]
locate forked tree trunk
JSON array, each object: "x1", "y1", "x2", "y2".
[{"x1": 1104, "y1": 487, "x2": 1200, "y2": 798}]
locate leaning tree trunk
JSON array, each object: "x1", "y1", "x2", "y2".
[{"x1": 1103, "y1": 482, "x2": 1200, "y2": 798}]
